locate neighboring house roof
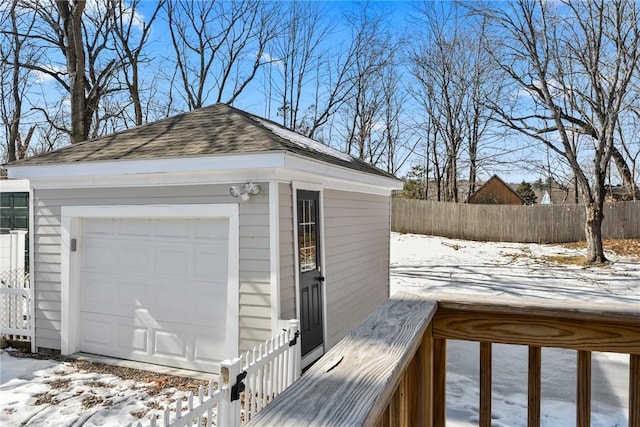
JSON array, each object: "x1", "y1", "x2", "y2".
[
  {"x1": 7, "y1": 103, "x2": 397, "y2": 180},
  {"x1": 467, "y1": 174, "x2": 526, "y2": 205}
]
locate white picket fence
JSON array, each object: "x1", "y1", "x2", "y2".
[
  {"x1": 0, "y1": 230, "x2": 32, "y2": 345},
  {"x1": 0, "y1": 268, "x2": 33, "y2": 343},
  {"x1": 0, "y1": 230, "x2": 32, "y2": 343},
  {"x1": 141, "y1": 319, "x2": 301, "y2": 427},
  {"x1": 241, "y1": 319, "x2": 301, "y2": 424}
]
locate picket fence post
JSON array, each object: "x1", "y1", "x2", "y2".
[
  {"x1": 219, "y1": 357, "x2": 243, "y2": 427},
  {"x1": 287, "y1": 319, "x2": 301, "y2": 385}
]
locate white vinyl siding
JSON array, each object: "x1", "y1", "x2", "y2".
[
  {"x1": 323, "y1": 190, "x2": 391, "y2": 349},
  {"x1": 278, "y1": 182, "x2": 296, "y2": 320},
  {"x1": 32, "y1": 184, "x2": 271, "y2": 354}
]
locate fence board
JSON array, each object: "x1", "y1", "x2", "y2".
[{"x1": 391, "y1": 199, "x2": 640, "y2": 243}]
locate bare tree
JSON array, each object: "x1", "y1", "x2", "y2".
[
  {"x1": 0, "y1": 0, "x2": 37, "y2": 161},
  {"x1": 614, "y1": 109, "x2": 640, "y2": 200},
  {"x1": 270, "y1": 1, "x2": 330, "y2": 130},
  {"x1": 481, "y1": 0, "x2": 640, "y2": 262},
  {"x1": 340, "y1": 4, "x2": 395, "y2": 165},
  {"x1": 302, "y1": 10, "x2": 389, "y2": 141},
  {"x1": 616, "y1": 106, "x2": 640, "y2": 199},
  {"x1": 11, "y1": 0, "x2": 127, "y2": 144},
  {"x1": 110, "y1": 0, "x2": 165, "y2": 127},
  {"x1": 165, "y1": 0, "x2": 279, "y2": 110},
  {"x1": 463, "y1": 16, "x2": 502, "y2": 199},
  {"x1": 410, "y1": 2, "x2": 501, "y2": 202},
  {"x1": 380, "y1": 66, "x2": 415, "y2": 174}
]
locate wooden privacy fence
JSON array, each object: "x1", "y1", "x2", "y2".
[
  {"x1": 247, "y1": 292, "x2": 640, "y2": 427},
  {"x1": 139, "y1": 319, "x2": 301, "y2": 427},
  {"x1": 392, "y1": 199, "x2": 640, "y2": 243}
]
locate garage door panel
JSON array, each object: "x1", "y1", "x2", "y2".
[
  {"x1": 117, "y1": 218, "x2": 154, "y2": 236},
  {"x1": 82, "y1": 242, "x2": 115, "y2": 271},
  {"x1": 81, "y1": 313, "x2": 226, "y2": 371},
  {"x1": 79, "y1": 216, "x2": 234, "y2": 372},
  {"x1": 81, "y1": 275, "x2": 116, "y2": 308},
  {"x1": 80, "y1": 316, "x2": 113, "y2": 350},
  {"x1": 116, "y1": 281, "x2": 151, "y2": 312},
  {"x1": 152, "y1": 293, "x2": 191, "y2": 322},
  {"x1": 83, "y1": 276, "x2": 150, "y2": 315},
  {"x1": 194, "y1": 220, "x2": 228, "y2": 240},
  {"x1": 154, "y1": 330, "x2": 188, "y2": 358},
  {"x1": 194, "y1": 250, "x2": 228, "y2": 277},
  {"x1": 155, "y1": 247, "x2": 190, "y2": 277},
  {"x1": 154, "y1": 220, "x2": 190, "y2": 238},
  {"x1": 117, "y1": 323, "x2": 148, "y2": 353},
  {"x1": 82, "y1": 218, "x2": 115, "y2": 235},
  {"x1": 193, "y1": 289, "x2": 227, "y2": 320},
  {"x1": 117, "y1": 245, "x2": 152, "y2": 273},
  {"x1": 194, "y1": 335, "x2": 226, "y2": 362}
]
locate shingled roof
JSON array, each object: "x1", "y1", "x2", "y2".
[{"x1": 10, "y1": 103, "x2": 397, "y2": 180}]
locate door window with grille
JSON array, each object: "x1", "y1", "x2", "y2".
[{"x1": 298, "y1": 198, "x2": 317, "y2": 272}]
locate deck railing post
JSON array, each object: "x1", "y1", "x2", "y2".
[
  {"x1": 433, "y1": 338, "x2": 447, "y2": 427},
  {"x1": 629, "y1": 354, "x2": 639, "y2": 427},
  {"x1": 479, "y1": 342, "x2": 492, "y2": 427},
  {"x1": 577, "y1": 350, "x2": 591, "y2": 427},
  {"x1": 528, "y1": 346, "x2": 541, "y2": 427},
  {"x1": 417, "y1": 324, "x2": 434, "y2": 427}
]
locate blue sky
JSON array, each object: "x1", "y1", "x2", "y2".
[{"x1": 19, "y1": 1, "x2": 560, "y2": 184}]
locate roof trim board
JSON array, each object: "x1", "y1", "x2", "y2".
[{"x1": 12, "y1": 152, "x2": 401, "y2": 195}]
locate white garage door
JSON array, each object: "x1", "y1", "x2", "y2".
[{"x1": 78, "y1": 217, "x2": 234, "y2": 372}]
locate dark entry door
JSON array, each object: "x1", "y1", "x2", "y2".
[{"x1": 297, "y1": 190, "x2": 324, "y2": 356}]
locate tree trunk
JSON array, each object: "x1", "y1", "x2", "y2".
[
  {"x1": 584, "y1": 202, "x2": 607, "y2": 263},
  {"x1": 8, "y1": 0, "x2": 22, "y2": 162},
  {"x1": 610, "y1": 145, "x2": 638, "y2": 199},
  {"x1": 56, "y1": 0, "x2": 88, "y2": 143}
]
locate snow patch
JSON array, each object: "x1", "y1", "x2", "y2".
[{"x1": 256, "y1": 119, "x2": 354, "y2": 163}]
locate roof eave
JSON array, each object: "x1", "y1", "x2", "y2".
[
  {"x1": 6, "y1": 151, "x2": 402, "y2": 194},
  {"x1": 6, "y1": 151, "x2": 287, "y2": 180}
]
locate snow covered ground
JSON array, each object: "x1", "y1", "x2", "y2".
[
  {"x1": 391, "y1": 232, "x2": 640, "y2": 427},
  {"x1": 0, "y1": 351, "x2": 199, "y2": 426},
  {"x1": 1, "y1": 232, "x2": 638, "y2": 426}
]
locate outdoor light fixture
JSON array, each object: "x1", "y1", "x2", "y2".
[{"x1": 229, "y1": 182, "x2": 261, "y2": 201}]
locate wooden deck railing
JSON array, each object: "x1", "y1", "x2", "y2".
[{"x1": 246, "y1": 292, "x2": 640, "y2": 427}]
